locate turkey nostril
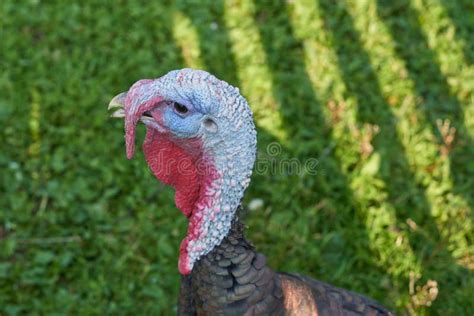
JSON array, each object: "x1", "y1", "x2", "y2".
[{"x1": 143, "y1": 111, "x2": 153, "y2": 118}]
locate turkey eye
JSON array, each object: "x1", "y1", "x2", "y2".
[{"x1": 174, "y1": 102, "x2": 189, "y2": 114}]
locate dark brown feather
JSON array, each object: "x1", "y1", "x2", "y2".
[
  {"x1": 178, "y1": 218, "x2": 284, "y2": 315},
  {"x1": 178, "y1": 215, "x2": 393, "y2": 316}
]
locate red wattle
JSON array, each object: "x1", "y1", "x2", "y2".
[
  {"x1": 142, "y1": 128, "x2": 220, "y2": 275},
  {"x1": 143, "y1": 129, "x2": 202, "y2": 217}
]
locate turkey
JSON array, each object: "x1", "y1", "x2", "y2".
[{"x1": 109, "y1": 69, "x2": 393, "y2": 315}]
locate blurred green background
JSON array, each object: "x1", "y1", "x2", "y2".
[{"x1": 1, "y1": 0, "x2": 473, "y2": 315}]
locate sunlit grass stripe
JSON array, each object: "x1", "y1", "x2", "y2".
[
  {"x1": 287, "y1": 0, "x2": 419, "y2": 289},
  {"x1": 346, "y1": 0, "x2": 472, "y2": 265},
  {"x1": 410, "y1": 0, "x2": 474, "y2": 269},
  {"x1": 223, "y1": 0, "x2": 287, "y2": 142},
  {"x1": 28, "y1": 89, "x2": 41, "y2": 159},
  {"x1": 412, "y1": 0, "x2": 474, "y2": 137},
  {"x1": 171, "y1": 11, "x2": 204, "y2": 69},
  {"x1": 28, "y1": 88, "x2": 42, "y2": 184},
  {"x1": 172, "y1": 3, "x2": 286, "y2": 141}
]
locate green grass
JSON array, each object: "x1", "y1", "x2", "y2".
[{"x1": 1, "y1": 0, "x2": 473, "y2": 315}]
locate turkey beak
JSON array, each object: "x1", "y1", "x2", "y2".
[{"x1": 108, "y1": 92, "x2": 127, "y2": 118}]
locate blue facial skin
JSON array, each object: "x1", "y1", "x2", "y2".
[
  {"x1": 140, "y1": 69, "x2": 224, "y2": 139},
  {"x1": 161, "y1": 103, "x2": 205, "y2": 138}
]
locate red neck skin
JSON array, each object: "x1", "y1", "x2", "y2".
[{"x1": 142, "y1": 128, "x2": 219, "y2": 274}]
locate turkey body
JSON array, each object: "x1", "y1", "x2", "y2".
[{"x1": 178, "y1": 216, "x2": 393, "y2": 316}]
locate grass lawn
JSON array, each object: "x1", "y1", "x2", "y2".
[{"x1": 1, "y1": 0, "x2": 473, "y2": 314}]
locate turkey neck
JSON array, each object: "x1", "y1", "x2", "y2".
[{"x1": 179, "y1": 215, "x2": 286, "y2": 315}]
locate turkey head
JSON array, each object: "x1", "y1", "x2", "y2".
[{"x1": 109, "y1": 69, "x2": 257, "y2": 275}]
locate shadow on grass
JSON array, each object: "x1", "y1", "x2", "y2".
[
  {"x1": 251, "y1": 0, "x2": 392, "y2": 305},
  {"x1": 375, "y1": 0, "x2": 474, "y2": 212},
  {"x1": 318, "y1": 0, "x2": 472, "y2": 312},
  {"x1": 439, "y1": 0, "x2": 474, "y2": 65},
  {"x1": 176, "y1": 0, "x2": 239, "y2": 86},
  {"x1": 317, "y1": 0, "x2": 439, "y2": 248}
]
